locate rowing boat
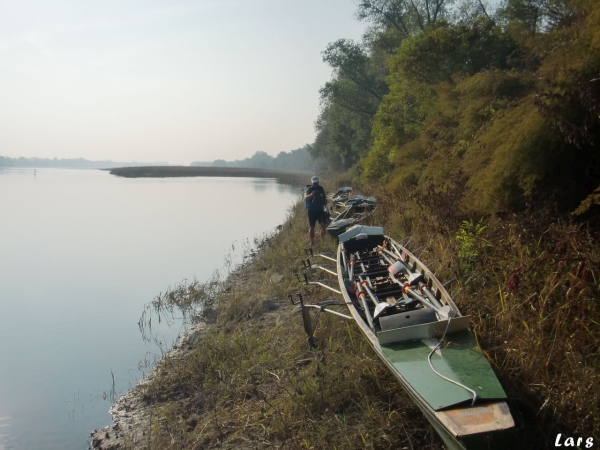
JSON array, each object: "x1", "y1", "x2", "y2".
[
  {"x1": 326, "y1": 196, "x2": 377, "y2": 237},
  {"x1": 301, "y1": 225, "x2": 515, "y2": 449},
  {"x1": 326, "y1": 202, "x2": 376, "y2": 237},
  {"x1": 328, "y1": 186, "x2": 353, "y2": 205}
]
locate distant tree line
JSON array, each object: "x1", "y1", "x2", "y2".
[
  {"x1": 309, "y1": 0, "x2": 600, "y2": 216},
  {"x1": 0, "y1": 156, "x2": 166, "y2": 169},
  {"x1": 191, "y1": 146, "x2": 321, "y2": 172}
]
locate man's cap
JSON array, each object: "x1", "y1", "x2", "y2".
[{"x1": 311, "y1": 175, "x2": 319, "y2": 183}]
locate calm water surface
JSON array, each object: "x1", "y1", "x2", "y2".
[{"x1": 0, "y1": 168, "x2": 300, "y2": 450}]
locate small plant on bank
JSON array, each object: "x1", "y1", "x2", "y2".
[{"x1": 455, "y1": 217, "x2": 488, "y2": 273}]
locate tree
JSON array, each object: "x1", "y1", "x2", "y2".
[
  {"x1": 356, "y1": 0, "x2": 454, "y2": 36},
  {"x1": 497, "y1": 0, "x2": 579, "y2": 32},
  {"x1": 309, "y1": 39, "x2": 391, "y2": 170},
  {"x1": 390, "y1": 20, "x2": 516, "y2": 85},
  {"x1": 310, "y1": 101, "x2": 375, "y2": 170},
  {"x1": 321, "y1": 40, "x2": 387, "y2": 103}
]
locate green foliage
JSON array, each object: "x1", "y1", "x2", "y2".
[
  {"x1": 461, "y1": 97, "x2": 562, "y2": 212},
  {"x1": 531, "y1": 1, "x2": 600, "y2": 209},
  {"x1": 456, "y1": 217, "x2": 487, "y2": 271},
  {"x1": 364, "y1": 1, "x2": 599, "y2": 215},
  {"x1": 453, "y1": 69, "x2": 536, "y2": 139},
  {"x1": 310, "y1": 0, "x2": 600, "y2": 216},
  {"x1": 356, "y1": 0, "x2": 452, "y2": 37},
  {"x1": 361, "y1": 78, "x2": 437, "y2": 182},
  {"x1": 497, "y1": 0, "x2": 580, "y2": 32},
  {"x1": 310, "y1": 39, "x2": 389, "y2": 170},
  {"x1": 321, "y1": 39, "x2": 388, "y2": 103},
  {"x1": 311, "y1": 102, "x2": 375, "y2": 170},
  {"x1": 192, "y1": 146, "x2": 320, "y2": 172},
  {"x1": 391, "y1": 20, "x2": 517, "y2": 85}
]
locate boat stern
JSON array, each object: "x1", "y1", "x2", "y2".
[{"x1": 435, "y1": 402, "x2": 514, "y2": 438}]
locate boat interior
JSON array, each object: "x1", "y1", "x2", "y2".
[{"x1": 338, "y1": 226, "x2": 470, "y2": 344}]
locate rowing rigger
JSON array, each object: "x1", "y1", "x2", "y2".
[{"x1": 295, "y1": 225, "x2": 515, "y2": 450}]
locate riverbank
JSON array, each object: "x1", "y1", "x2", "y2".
[
  {"x1": 90, "y1": 180, "x2": 600, "y2": 449},
  {"x1": 90, "y1": 197, "x2": 445, "y2": 449}
]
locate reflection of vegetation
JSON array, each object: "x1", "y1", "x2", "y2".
[{"x1": 137, "y1": 275, "x2": 223, "y2": 343}]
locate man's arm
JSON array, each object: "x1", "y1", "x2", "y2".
[{"x1": 305, "y1": 189, "x2": 316, "y2": 200}]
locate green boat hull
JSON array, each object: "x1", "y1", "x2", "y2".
[
  {"x1": 334, "y1": 226, "x2": 515, "y2": 449},
  {"x1": 381, "y1": 330, "x2": 506, "y2": 409}
]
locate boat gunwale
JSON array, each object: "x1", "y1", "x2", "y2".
[{"x1": 335, "y1": 233, "x2": 514, "y2": 446}]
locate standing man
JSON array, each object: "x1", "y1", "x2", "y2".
[{"x1": 305, "y1": 175, "x2": 327, "y2": 247}]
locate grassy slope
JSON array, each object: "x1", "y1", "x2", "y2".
[
  {"x1": 364, "y1": 183, "x2": 600, "y2": 448},
  {"x1": 93, "y1": 176, "x2": 599, "y2": 450},
  {"x1": 95, "y1": 184, "x2": 445, "y2": 450}
]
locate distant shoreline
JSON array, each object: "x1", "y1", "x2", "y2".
[{"x1": 109, "y1": 166, "x2": 313, "y2": 185}]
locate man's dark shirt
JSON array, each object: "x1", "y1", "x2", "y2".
[{"x1": 305, "y1": 185, "x2": 326, "y2": 211}]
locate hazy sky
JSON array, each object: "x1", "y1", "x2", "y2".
[{"x1": 0, "y1": 0, "x2": 366, "y2": 165}]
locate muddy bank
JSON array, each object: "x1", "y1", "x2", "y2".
[
  {"x1": 89, "y1": 232, "x2": 292, "y2": 450},
  {"x1": 89, "y1": 200, "x2": 445, "y2": 449},
  {"x1": 89, "y1": 322, "x2": 208, "y2": 449},
  {"x1": 89, "y1": 293, "x2": 293, "y2": 449}
]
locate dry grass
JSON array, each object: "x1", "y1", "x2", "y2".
[
  {"x1": 121, "y1": 186, "x2": 444, "y2": 450},
  {"x1": 365, "y1": 183, "x2": 600, "y2": 448},
  {"x1": 111, "y1": 172, "x2": 600, "y2": 450},
  {"x1": 462, "y1": 217, "x2": 600, "y2": 443}
]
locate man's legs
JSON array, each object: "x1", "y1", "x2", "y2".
[
  {"x1": 308, "y1": 210, "x2": 327, "y2": 247},
  {"x1": 319, "y1": 215, "x2": 327, "y2": 238},
  {"x1": 308, "y1": 210, "x2": 317, "y2": 247}
]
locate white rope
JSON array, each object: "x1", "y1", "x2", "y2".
[{"x1": 427, "y1": 316, "x2": 479, "y2": 406}]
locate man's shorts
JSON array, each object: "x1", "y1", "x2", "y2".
[{"x1": 308, "y1": 210, "x2": 326, "y2": 227}]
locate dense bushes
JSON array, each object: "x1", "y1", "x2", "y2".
[{"x1": 313, "y1": 0, "x2": 600, "y2": 217}]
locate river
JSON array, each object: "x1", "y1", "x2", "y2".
[{"x1": 0, "y1": 168, "x2": 300, "y2": 450}]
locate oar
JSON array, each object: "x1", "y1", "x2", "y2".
[
  {"x1": 379, "y1": 247, "x2": 445, "y2": 310},
  {"x1": 341, "y1": 248, "x2": 349, "y2": 277},
  {"x1": 358, "y1": 276, "x2": 390, "y2": 318},
  {"x1": 378, "y1": 252, "x2": 454, "y2": 319},
  {"x1": 354, "y1": 279, "x2": 376, "y2": 330},
  {"x1": 356, "y1": 259, "x2": 390, "y2": 319},
  {"x1": 379, "y1": 246, "x2": 422, "y2": 283},
  {"x1": 348, "y1": 254, "x2": 356, "y2": 280},
  {"x1": 396, "y1": 277, "x2": 454, "y2": 320}
]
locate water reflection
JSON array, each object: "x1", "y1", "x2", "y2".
[
  {"x1": 0, "y1": 168, "x2": 299, "y2": 449},
  {"x1": 250, "y1": 177, "x2": 275, "y2": 192}
]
